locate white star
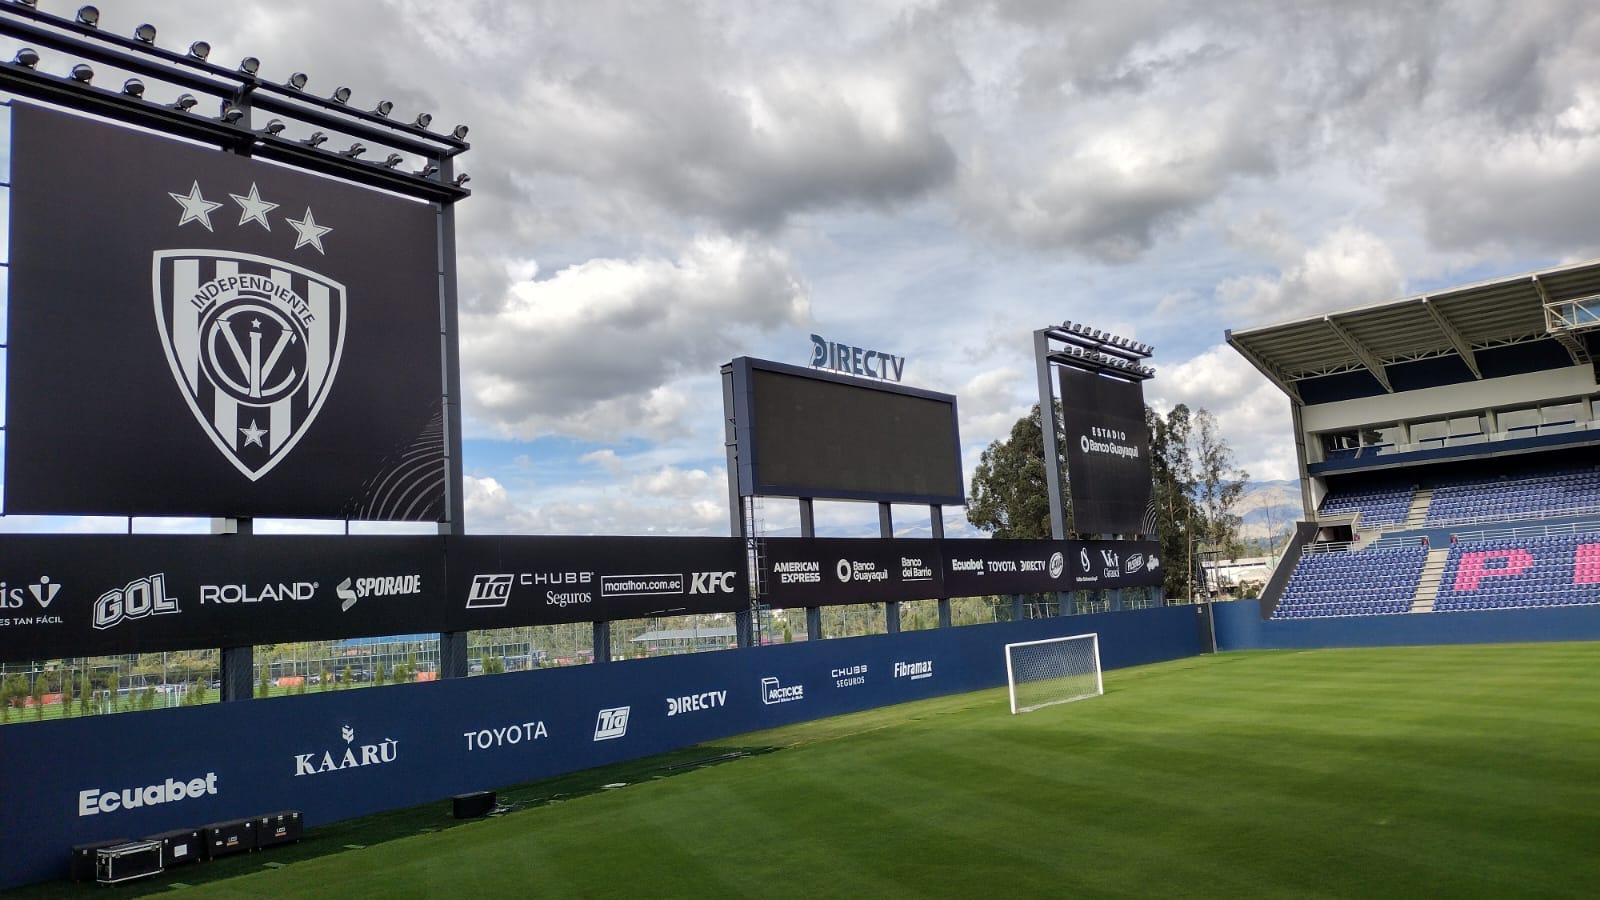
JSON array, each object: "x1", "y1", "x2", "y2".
[
  {"x1": 230, "y1": 182, "x2": 279, "y2": 231},
  {"x1": 240, "y1": 420, "x2": 267, "y2": 447},
  {"x1": 168, "y1": 181, "x2": 224, "y2": 232},
  {"x1": 287, "y1": 207, "x2": 332, "y2": 254}
]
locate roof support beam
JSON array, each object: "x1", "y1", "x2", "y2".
[
  {"x1": 1323, "y1": 316, "x2": 1393, "y2": 392},
  {"x1": 1225, "y1": 330, "x2": 1302, "y2": 402},
  {"x1": 1419, "y1": 296, "x2": 1482, "y2": 379},
  {"x1": 1533, "y1": 276, "x2": 1591, "y2": 366}
]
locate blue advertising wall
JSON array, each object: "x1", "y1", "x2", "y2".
[
  {"x1": 0, "y1": 607, "x2": 1198, "y2": 887},
  {"x1": 1213, "y1": 598, "x2": 1600, "y2": 650}
]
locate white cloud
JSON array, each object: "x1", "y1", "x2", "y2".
[
  {"x1": 461, "y1": 236, "x2": 809, "y2": 441},
  {"x1": 1149, "y1": 344, "x2": 1296, "y2": 483},
  {"x1": 1216, "y1": 226, "x2": 1406, "y2": 325}
]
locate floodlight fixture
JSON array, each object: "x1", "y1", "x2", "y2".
[
  {"x1": 287, "y1": 71, "x2": 308, "y2": 90},
  {"x1": 415, "y1": 163, "x2": 438, "y2": 177},
  {"x1": 133, "y1": 23, "x2": 156, "y2": 44},
  {"x1": 451, "y1": 124, "x2": 468, "y2": 140},
  {"x1": 13, "y1": 47, "x2": 39, "y2": 68},
  {"x1": 304, "y1": 130, "x2": 328, "y2": 147},
  {"x1": 188, "y1": 41, "x2": 210, "y2": 61},
  {"x1": 373, "y1": 100, "x2": 393, "y2": 117},
  {"x1": 238, "y1": 56, "x2": 260, "y2": 76},
  {"x1": 220, "y1": 104, "x2": 245, "y2": 124},
  {"x1": 413, "y1": 112, "x2": 432, "y2": 129},
  {"x1": 381, "y1": 152, "x2": 403, "y2": 168},
  {"x1": 263, "y1": 118, "x2": 287, "y2": 135},
  {"x1": 69, "y1": 63, "x2": 93, "y2": 83},
  {"x1": 121, "y1": 77, "x2": 144, "y2": 97},
  {"x1": 172, "y1": 92, "x2": 198, "y2": 111},
  {"x1": 453, "y1": 172, "x2": 470, "y2": 187},
  {"x1": 332, "y1": 86, "x2": 351, "y2": 104},
  {"x1": 75, "y1": 6, "x2": 98, "y2": 28},
  {"x1": 338, "y1": 141, "x2": 366, "y2": 157}
]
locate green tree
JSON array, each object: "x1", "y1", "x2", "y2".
[
  {"x1": 967, "y1": 403, "x2": 1069, "y2": 538},
  {"x1": 971, "y1": 401, "x2": 1248, "y2": 603},
  {"x1": 1146, "y1": 404, "x2": 1249, "y2": 600},
  {"x1": 1192, "y1": 408, "x2": 1250, "y2": 593},
  {"x1": 0, "y1": 673, "x2": 26, "y2": 722},
  {"x1": 1148, "y1": 403, "x2": 1199, "y2": 600}
]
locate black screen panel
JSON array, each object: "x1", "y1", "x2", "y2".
[
  {"x1": 732, "y1": 358, "x2": 964, "y2": 505},
  {"x1": 1058, "y1": 366, "x2": 1153, "y2": 535}
]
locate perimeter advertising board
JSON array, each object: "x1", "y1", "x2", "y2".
[
  {"x1": 4, "y1": 103, "x2": 445, "y2": 520},
  {"x1": 1058, "y1": 366, "x2": 1154, "y2": 535},
  {"x1": 0, "y1": 610, "x2": 1203, "y2": 888}
]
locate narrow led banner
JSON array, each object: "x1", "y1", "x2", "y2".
[
  {"x1": 444, "y1": 536, "x2": 749, "y2": 628},
  {"x1": 1068, "y1": 539, "x2": 1165, "y2": 590},
  {"x1": 760, "y1": 538, "x2": 943, "y2": 607},
  {"x1": 940, "y1": 539, "x2": 1073, "y2": 596},
  {"x1": 0, "y1": 535, "x2": 444, "y2": 663},
  {"x1": 940, "y1": 538, "x2": 1164, "y2": 595}
]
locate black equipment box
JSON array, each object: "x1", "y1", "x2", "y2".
[
  {"x1": 146, "y1": 827, "x2": 205, "y2": 868},
  {"x1": 69, "y1": 838, "x2": 128, "y2": 882},
  {"x1": 453, "y1": 790, "x2": 495, "y2": 819},
  {"x1": 95, "y1": 839, "x2": 164, "y2": 885},
  {"x1": 202, "y1": 818, "x2": 257, "y2": 858},
  {"x1": 255, "y1": 810, "x2": 304, "y2": 848}
]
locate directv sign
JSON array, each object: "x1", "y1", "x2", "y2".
[{"x1": 809, "y1": 333, "x2": 906, "y2": 382}]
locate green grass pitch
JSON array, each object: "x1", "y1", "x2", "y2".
[{"x1": 97, "y1": 643, "x2": 1600, "y2": 897}]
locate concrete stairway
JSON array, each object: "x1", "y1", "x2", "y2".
[
  {"x1": 1410, "y1": 547, "x2": 1451, "y2": 612},
  {"x1": 1403, "y1": 487, "x2": 1433, "y2": 529}
]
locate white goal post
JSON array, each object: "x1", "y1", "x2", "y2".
[{"x1": 1004, "y1": 632, "x2": 1103, "y2": 714}]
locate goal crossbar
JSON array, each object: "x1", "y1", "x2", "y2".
[{"x1": 1004, "y1": 632, "x2": 1103, "y2": 714}]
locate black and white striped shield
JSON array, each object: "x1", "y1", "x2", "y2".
[{"x1": 152, "y1": 250, "x2": 347, "y2": 480}]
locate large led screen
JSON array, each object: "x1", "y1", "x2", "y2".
[
  {"x1": 1058, "y1": 366, "x2": 1154, "y2": 535},
  {"x1": 3, "y1": 103, "x2": 445, "y2": 519},
  {"x1": 729, "y1": 357, "x2": 964, "y2": 505}
]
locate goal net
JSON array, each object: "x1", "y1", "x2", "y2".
[{"x1": 1004, "y1": 633, "x2": 1103, "y2": 714}]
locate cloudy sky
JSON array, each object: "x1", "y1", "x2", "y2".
[{"x1": 7, "y1": 0, "x2": 1600, "y2": 537}]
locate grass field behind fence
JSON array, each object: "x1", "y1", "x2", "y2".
[{"x1": 46, "y1": 643, "x2": 1600, "y2": 897}]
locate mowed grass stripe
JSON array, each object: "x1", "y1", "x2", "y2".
[{"x1": 168, "y1": 643, "x2": 1600, "y2": 899}]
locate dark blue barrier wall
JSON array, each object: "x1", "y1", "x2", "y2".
[
  {"x1": 1213, "y1": 598, "x2": 1600, "y2": 650},
  {"x1": 0, "y1": 607, "x2": 1198, "y2": 887}
]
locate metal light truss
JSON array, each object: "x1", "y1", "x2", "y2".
[
  {"x1": 0, "y1": 1, "x2": 470, "y2": 204},
  {"x1": 1040, "y1": 320, "x2": 1156, "y2": 381}
]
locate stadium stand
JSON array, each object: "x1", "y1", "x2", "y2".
[
  {"x1": 1316, "y1": 483, "x2": 1416, "y2": 527},
  {"x1": 1433, "y1": 533, "x2": 1600, "y2": 612},
  {"x1": 1229, "y1": 257, "x2": 1600, "y2": 620},
  {"x1": 1425, "y1": 466, "x2": 1600, "y2": 526},
  {"x1": 1270, "y1": 545, "x2": 1426, "y2": 619}
]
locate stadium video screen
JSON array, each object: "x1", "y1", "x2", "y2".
[
  {"x1": 3, "y1": 102, "x2": 446, "y2": 520},
  {"x1": 1059, "y1": 366, "x2": 1153, "y2": 535},
  {"x1": 730, "y1": 358, "x2": 965, "y2": 505}
]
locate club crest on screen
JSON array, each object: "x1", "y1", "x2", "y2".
[{"x1": 153, "y1": 249, "x2": 347, "y2": 480}]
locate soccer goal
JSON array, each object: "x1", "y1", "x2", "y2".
[{"x1": 1004, "y1": 633, "x2": 1103, "y2": 714}]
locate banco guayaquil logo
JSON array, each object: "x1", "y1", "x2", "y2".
[{"x1": 154, "y1": 181, "x2": 346, "y2": 481}]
